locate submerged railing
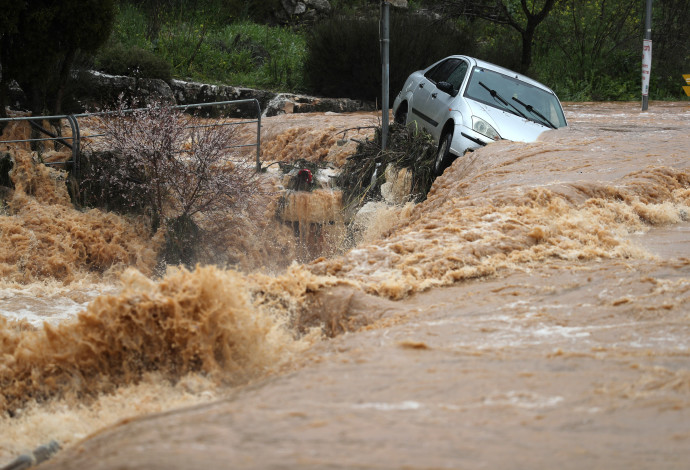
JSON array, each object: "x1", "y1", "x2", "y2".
[{"x1": 0, "y1": 99, "x2": 263, "y2": 177}]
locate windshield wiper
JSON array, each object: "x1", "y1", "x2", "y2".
[
  {"x1": 478, "y1": 81, "x2": 528, "y2": 120},
  {"x1": 511, "y1": 96, "x2": 557, "y2": 129}
]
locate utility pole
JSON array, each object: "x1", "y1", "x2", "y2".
[
  {"x1": 380, "y1": 1, "x2": 390, "y2": 150},
  {"x1": 641, "y1": 0, "x2": 653, "y2": 111}
]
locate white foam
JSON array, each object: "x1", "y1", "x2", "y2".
[{"x1": 353, "y1": 401, "x2": 422, "y2": 411}]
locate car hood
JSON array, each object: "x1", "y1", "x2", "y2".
[{"x1": 466, "y1": 99, "x2": 550, "y2": 143}]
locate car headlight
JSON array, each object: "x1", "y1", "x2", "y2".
[{"x1": 472, "y1": 116, "x2": 500, "y2": 140}]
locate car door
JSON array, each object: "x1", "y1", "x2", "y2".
[{"x1": 411, "y1": 58, "x2": 468, "y2": 139}]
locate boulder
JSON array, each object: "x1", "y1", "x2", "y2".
[
  {"x1": 263, "y1": 93, "x2": 375, "y2": 117},
  {"x1": 276, "y1": 0, "x2": 331, "y2": 23},
  {"x1": 72, "y1": 70, "x2": 174, "y2": 109},
  {"x1": 306, "y1": 0, "x2": 331, "y2": 12},
  {"x1": 168, "y1": 79, "x2": 276, "y2": 118}
]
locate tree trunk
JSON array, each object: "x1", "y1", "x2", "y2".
[
  {"x1": 520, "y1": 27, "x2": 535, "y2": 73},
  {"x1": 53, "y1": 48, "x2": 77, "y2": 116}
]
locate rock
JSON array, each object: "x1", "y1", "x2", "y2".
[
  {"x1": 168, "y1": 79, "x2": 276, "y2": 118},
  {"x1": 135, "y1": 78, "x2": 176, "y2": 104},
  {"x1": 11, "y1": 69, "x2": 374, "y2": 118},
  {"x1": 263, "y1": 93, "x2": 375, "y2": 117},
  {"x1": 169, "y1": 79, "x2": 240, "y2": 104},
  {"x1": 277, "y1": 0, "x2": 331, "y2": 23},
  {"x1": 305, "y1": 0, "x2": 331, "y2": 12},
  {"x1": 380, "y1": 164, "x2": 412, "y2": 205},
  {"x1": 72, "y1": 70, "x2": 174, "y2": 109},
  {"x1": 0, "y1": 440, "x2": 61, "y2": 470}
]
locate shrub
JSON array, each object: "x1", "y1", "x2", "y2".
[
  {"x1": 224, "y1": 0, "x2": 282, "y2": 22},
  {"x1": 304, "y1": 11, "x2": 477, "y2": 102},
  {"x1": 110, "y1": 2, "x2": 150, "y2": 49},
  {"x1": 0, "y1": 0, "x2": 116, "y2": 115},
  {"x1": 95, "y1": 43, "x2": 172, "y2": 80},
  {"x1": 83, "y1": 100, "x2": 266, "y2": 267}
]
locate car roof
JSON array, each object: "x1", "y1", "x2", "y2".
[{"x1": 439, "y1": 55, "x2": 555, "y2": 94}]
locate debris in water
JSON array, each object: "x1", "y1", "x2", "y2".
[
  {"x1": 1, "y1": 440, "x2": 60, "y2": 470},
  {"x1": 397, "y1": 340, "x2": 430, "y2": 350}
]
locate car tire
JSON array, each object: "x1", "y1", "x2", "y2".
[
  {"x1": 394, "y1": 109, "x2": 407, "y2": 125},
  {"x1": 434, "y1": 132, "x2": 454, "y2": 176}
]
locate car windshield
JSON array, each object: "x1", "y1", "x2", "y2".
[{"x1": 465, "y1": 67, "x2": 567, "y2": 128}]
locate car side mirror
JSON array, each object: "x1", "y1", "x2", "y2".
[{"x1": 436, "y1": 81, "x2": 457, "y2": 96}]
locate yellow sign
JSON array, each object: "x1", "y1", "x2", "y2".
[{"x1": 684, "y1": 75, "x2": 690, "y2": 96}]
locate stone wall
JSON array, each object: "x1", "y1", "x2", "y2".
[{"x1": 61, "y1": 70, "x2": 375, "y2": 118}]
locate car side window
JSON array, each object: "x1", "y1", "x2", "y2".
[
  {"x1": 424, "y1": 59, "x2": 461, "y2": 84},
  {"x1": 446, "y1": 61, "x2": 468, "y2": 92}
]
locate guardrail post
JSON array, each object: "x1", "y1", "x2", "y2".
[{"x1": 66, "y1": 115, "x2": 80, "y2": 178}]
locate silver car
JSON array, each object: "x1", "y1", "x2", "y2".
[{"x1": 392, "y1": 55, "x2": 567, "y2": 174}]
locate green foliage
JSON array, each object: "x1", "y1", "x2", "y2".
[
  {"x1": 532, "y1": 0, "x2": 640, "y2": 100},
  {"x1": 304, "y1": 12, "x2": 476, "y2": 101},
  {"x1": 96, "y1": 43, "x2": 172, "y2": 80},
  {"x1": 0, "y1": 0, "x2": 23, "y2": 35},
  {"x1": 650, "y1": 0, "x2": 690, "y2": 99},
  {"x1": 154, "y1": 20, "x2": 306, "y2": 89},
  {"x1": 110, "y1": 2, "x2": 151, "y2": 49},
  {"x1": 0, "y1": 0, "x2": 116, "y2": 114},
  {"x1": 105, "y1": 2, "x2": 306, "y2": 90},
  {"x1": 470, "y1": 20, "x2": 523, "y2": 73},
  {"x1": 5, "y1": 0, "x2": 689, "y2": 107},
  {"x1": 224, "y1": 0, "x2": 283, "y2": 22}
]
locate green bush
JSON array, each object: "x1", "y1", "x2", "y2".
[
  {"x1": 111, "y1": 2, "x2": 150, "y2": 49},
  {"x1": 223, "y1": 0, "x2": 282, "y2": 22},
  {"x1": 471, "y1": 21, "x2": 523, "y2": 73},
  {"x1": 156, "y1": 20, "x2": 305, "y2": 90},
  {"x1": 304, "y1": 12, "x2": 477, "y2": 102},
  {"x1": 105, "y1": 0, "x2": 306, "y2": 90},
  {"x1": 96, "y1": 43, "x2": 172, "y2": 80}
]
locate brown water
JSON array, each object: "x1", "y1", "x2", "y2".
[{"x1": 1, "y1": 102, "x2": 690, "y2": 469}]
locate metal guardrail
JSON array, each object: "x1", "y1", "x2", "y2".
[{"x1": 0, "y1": 99, "x2": 263, "y2": 177}]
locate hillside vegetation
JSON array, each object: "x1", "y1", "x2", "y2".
[{"x1": 1, "y1": 0, "x2": 689, "y2": 116}]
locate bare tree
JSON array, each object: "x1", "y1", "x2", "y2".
[{"x1": 90, "y1": 100, "x2": 267, "y2": 266}]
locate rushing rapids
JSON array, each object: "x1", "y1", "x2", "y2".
[{"x1": 1, "y1": 102, "x2": 689, "y2": 469}]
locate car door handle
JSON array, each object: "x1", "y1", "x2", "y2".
[
  {"x1": 431, "y1": 93, "x2": 438, "y2": 98},
  {"x1": 419, "y1": 83, "x2": 424, "y2": 88}
]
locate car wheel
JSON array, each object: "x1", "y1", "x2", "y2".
[
  {"x1": 394, "y1": 109, "x2": 407, "y2": 125},
  {"x1": 434, "y1": 132, "x2": 453, "y2": 176}
]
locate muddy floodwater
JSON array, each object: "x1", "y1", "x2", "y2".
[{"x1": 1, "y1": 102, "x2": 690, "y2": 469}]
